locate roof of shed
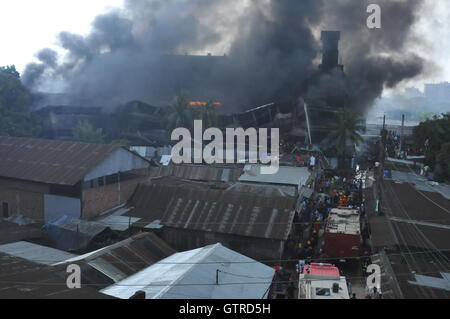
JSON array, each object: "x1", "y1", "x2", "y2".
[
  {"x1": 0, "y1": 221, "x2": 43, "y2": 245},
  {"x1": 56, "y1": 233, "x2": 176, "y2": 284},
  {"x1": 100, "y1": 243, "x2": 275, "y2": 299},
  {"x1": 126, "y1": 180, "x2": 296, "y2": 240},
  {"x1": 0, "y1": 241, "x2": 77, "y2": 265},
  {"x1": 0, "y1": 136, "x2": 120, "y2": 185},
  {"x1": 147, "y1": 165, "x2": 243, "y2": 182},
  {"x1": 0, "y1": 253, "x2": 115, "y2": 299},
  {"x1": 239, "y1": 165, "x2": 311, "y2": 187},
  {"x1": 43, "y1": 216, "x2": 111, "y2": 251}
]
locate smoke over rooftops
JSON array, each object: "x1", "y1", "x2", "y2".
[{"x1": 23, "y1": 0, "x2": 427, "y2": 113}]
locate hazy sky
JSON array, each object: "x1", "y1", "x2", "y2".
[
  {"x1": 0, "y1": 0, "x2": 449, "y2": 93},
  {"x1": 0, "y1": 0, "x2": 123, "y2": 70}
]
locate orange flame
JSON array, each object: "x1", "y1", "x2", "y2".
[{"x1": 188, "y1": 101, "x2": 223, "y2": 107}]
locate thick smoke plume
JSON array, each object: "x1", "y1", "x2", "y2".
[{"x1": 23, "y1": 0, "x2": 426, "y2": 113}]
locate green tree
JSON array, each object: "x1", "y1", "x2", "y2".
[
  {"x1": 0, "y1": 65, "x2": 40, "y2": 137},
  {"x1": 199, "y1": 99, "x2": 219, "y2": 129},
  {"x1": 111, "y1": 139, "x2": 130, "y2": 147},
  {"x1": 164, "y1": 91, "x2": 195, "y2": 132},
  {"x1": 327, "y1": 108, "x2": 366, "y2": 170},
  {"x1": 413, "y1": 113, "x2": 450, "y2": 168},
  {"x1": 72, "y1": 120, "x2": 105, "y2": 144},
  {"x1": 419, "y1": 111, "x2": 437, "y2": 123},
  {"x1": 434, "y1": 142, "x2": 450, "y2": 182}
]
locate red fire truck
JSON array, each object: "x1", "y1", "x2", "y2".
[{"x1": 324, "y1": 208, "x2": 362, "y2": 259}]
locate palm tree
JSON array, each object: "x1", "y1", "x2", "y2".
[
  {"x1": 165, "y1": 91, "x2": 195, "y2": 132},
  {"x1": 200, "y1": 99, "x2": 219, "y2": 129},
  {"x1": 327, "y1": 108, "x2": 366, "y2": 170}
]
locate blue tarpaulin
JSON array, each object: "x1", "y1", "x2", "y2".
[{"x1": 43, "y1": 215, "x2": 109, "y2": 252}]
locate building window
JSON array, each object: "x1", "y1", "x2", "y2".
[
  {"x1": 98, "y1": 177, "x2": 105, "y2": 187},
  {"x1": 105, "y1": 174, "x2": 119, "y2": 185}
]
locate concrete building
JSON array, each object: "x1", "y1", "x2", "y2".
[
  {"x1": 35, "y1": 106, "x2": 103, "y2": 140},
  {"x1": 0, "y1": 136, "x2": 150, "y2": 223},
  {"x1": 424, "y1": 82, "x2": 450, "y2": 104}
]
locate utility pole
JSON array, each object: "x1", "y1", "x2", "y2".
[
  {"x1": 376, "y1": 114, "x2": 387, "y2": 216},
  {"x1": 303, "y1": 102, "x2": 312, "y2": 146},
  {"x1": 400, "y1": 114, "x2": 405, "y2": 158},
  {"x1": 380, "y1": 114, "x2": 387, "y2": 167}
]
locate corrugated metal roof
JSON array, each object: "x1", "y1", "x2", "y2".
[
  {"x1": 100, "y1": 243, "x2": 275, "y2": 299},
  {"x1": 0, "y1": 136, "x2": 119, "y2": 185},
  {"x1": 43, "y1": 216, "x2": 111, "y2": 251},
  {"x1": 0, "y1": 253, "x2": 115, "y2": 299},
  {"x1": 148, "y1": 165, "x2": 243, "y2": 182},
  {"x1": 389, "y1": 170, "x2": 450, "y2": 200},
  {"x1": 0, "y1": 221, "x2": 43, "y2": 245},
  {"x1": 57, "y1": 233, "x2": 176, "y2": 283},
  {"x1": 239, "y1": 165, "x2": 311, "y2": 187},
  {"x1": 0, "y1": 241, "x2": 76, "y2": 265},
  {"x1": 227, "y1": 182, "x2": 297, "y2": 197},
  {"x1": 368, "y1": 216, "x2": 398, "y2": 248},
  {"x1": 126, "y1": 181, "x2": 296, "y2": 240}
]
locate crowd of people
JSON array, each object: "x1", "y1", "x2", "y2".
[
  {"x1": 292, "y1": 173, "x2": 366, "y2": 258},
  {"x1": 280, "y1": 168, "x2": 377, "y2": 299},
  {"x1": 271, "y1": 147, "x2": 385, "y2": 299}
]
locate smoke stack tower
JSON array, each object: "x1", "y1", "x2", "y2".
[{"x1": 320, "y1": 31, "x2": 344, "y2": 73}]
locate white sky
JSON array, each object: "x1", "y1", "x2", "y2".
[
  {"x1": 0, "y1": 0, "x2": 124, "y2": 70},
  {"x1": 0, "y1": 0, "x2": 449, "y2": 94}
]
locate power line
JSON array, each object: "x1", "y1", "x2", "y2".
[
  {"x1": 10, "y1": 214, "x2": 450, "y2": 226},
  {"x1": 401, "y1": 163, "x2": 450, "y2": 214},
  {"x1": 380, "y1": 162, "x2": 450, "y2": 298},
  {"x1": 382, "y1": 180, "x2": 440, "y2": 298},
  {"x1": 387, "y1": 162, "x2": 450, "y2": 266},
  {"x1": 6, "y1": 248, "x2": 450, "y2": 265},
  {"x1": 1, "y1": 269, "x2": 449, "y2": 288}
]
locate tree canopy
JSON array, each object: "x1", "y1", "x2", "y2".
[
  {"x1": 413, "y1": 113, "x2": 450, "y2": 182},
  {"x1": 164, "y1": 92, "x2": 219, "y2": 132},
  {"x1": 0, "y1": 65, "x2": 39, "y2": 137},
  {"x1": 72, "y1": 120, "x2": 106, "y2": 144},
  {"x1": 325, "y1": 108, "x2": 366, "y2": 170}
]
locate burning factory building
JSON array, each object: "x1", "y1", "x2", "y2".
[
  {"x1": 31, "y1": 30, "x2": 348, "y2": 147},
  {"x1": 22, "y1": 0, "x2": 425, "y2": 148}
]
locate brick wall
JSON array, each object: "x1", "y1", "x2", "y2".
[
  {"x1": 82, "y1": 177, "x2": 145, "y2": 220},
  {"x1": 0, "y1": 178, "x2": 48, "y2": 221}
]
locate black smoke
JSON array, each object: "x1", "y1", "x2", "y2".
[{"x1": 23, "y1": 0, "x2": 426, "y2": 113}]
